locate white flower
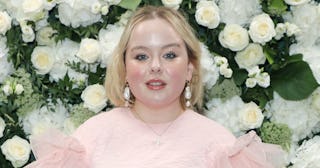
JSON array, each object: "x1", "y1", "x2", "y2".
[
  {"x1": 311, "y1": 91, "x2": 320, "y2": 112},
  {"x1": 219, "y1": 64, "x2": 233, "y2": 78},
  {"x1": 0, "y1": 37, "x2": 14, "y2": 83},
  {"x1": 0, "y1": 117, "x2": 5, "y2": 138},
  {"x1": 22, "y1": 0, "x2": 44, "y2": 14},
  {"x1": 91, "y1": 2, "x2": 102, "y2": 14},
  {"x1": 101, "y1": 5, "x2": 110, "y2": 15},
  {"x1": 266, "y1": 92, "x2": 320, "y2": 142},
  {"x1": 162, "y1": 0, "x2": 183, "y2": 9},
  {"x1": 36, "y1": 26, "x2": 57, "y2": 46},
  {"x1": 235, "y1": 43, "x2": 265, "y2": 70},
  {"x1": 15, "y1": 84, "x2": 24, "y2": 95},
  {"x1": 275, "y1": 23, "x2": 286, "y2": 40},
  {"x1": 2, "y1": 84, "x2": 13, "y2": 96},
  {"x1": 200, "y1": 43, "x2": 219, "y2": 88},
  {"x1": 256, "y1": 72, "x2": 270, "y2": 88},
  {"x1": 117, "y1": 10, "x2": 133, "y2": 26},
  {"x1": 245, "y1": 78, "x2": 257, "y2": 88},
  {"x1": 98, "y1": 24, "x2": 124, "y2": 66},
  {"x1": 22, "y1": 101, "x2": 68, "y2": 136},
  {"x1": 214, "y1": 56, "x2": 228, "y2": 66},
  {"x1": 57, "y1": 2, "x2": 101, "y2": 28},
  {"x1": 238, "y1": 102, "x2": 264, "y2": 130},
  {"x1": 1, "y1": 136, "x2": 31, "y2": 168},
  {"x1": 0, "y1": 11, "x2": 12, "y2": 35},
  {"x1": 291, "y1": 136, "x2": 320, "y2": 168},
  {"x1": 219, "y1": 24, "x2": 249, "y2": 51},
  {"x1": 218, "y1": 0, "x2": 262, "y2": 26},
  {"x1": 77, "y1": 38, "x2": 102, "y2": 63},
  {"x1": 285, "y1": 22, "x2": 301, "y2": 36},
  {"x1": 21, "y1": 23, "x2": 35, "y2": 43},
  {"x1": 284, "y1": 0, "x2": 311, "y2": 6},
  {"x1": 195, "y1": 1, "x2": 220, "y2": 29},
  {"x1": 81, "y1": 84, "x2": 107, "y2": 113},
  {"x1": 31, "y1": 46, "x2": 55, "y2": 75},
  {"x1": 205, "y1": 96, "x2": 247, "y2": 136},
  {"x1": 248, "y1": 13, "x2": 276, "y2": 44}
]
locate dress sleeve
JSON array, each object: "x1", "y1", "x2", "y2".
[
  {"x1": 24, "y1": 129, "x2": 90, "y2": 168},
  {"x1": 206, "y1": 131, "x2": 286, "y2": 168}
]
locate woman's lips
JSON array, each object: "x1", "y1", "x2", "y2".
[{"x1": 146, "y1": 79, "x2": 166, "y2": 90}]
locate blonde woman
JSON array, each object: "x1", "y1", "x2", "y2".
[{"x1": 26, "y1": 6, "x2": 285, "y2": 168}]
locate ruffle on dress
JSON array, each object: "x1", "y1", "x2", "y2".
[
  {"x1": 206, "y1": 131, "x2": 286, "y2": 168},
  {"x1": 25, "y1": 129, "x2": 89, "y2": 168}
]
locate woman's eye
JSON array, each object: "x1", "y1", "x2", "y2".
[
  {"x1": 135, "y1": 54, "x2": 148, "y2": 61},
  {"x1": 163, "y1": 52, "x2": 177, "y2": 59}
]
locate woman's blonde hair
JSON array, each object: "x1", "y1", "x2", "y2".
[{"x1": 105, "y1": 5, "x2": 203, "y2": 110}]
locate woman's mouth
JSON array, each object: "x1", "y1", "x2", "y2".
[{"x1": 146, "y1": 79, "x2": 166, "y2": 90}]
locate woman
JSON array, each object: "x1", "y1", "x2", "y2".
[{"x1": 26, "y1": 6, "x2": 285, "y2": 168}]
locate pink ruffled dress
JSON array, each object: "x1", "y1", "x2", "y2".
[{"x1": 25, "y1": 107, "x2": 285, "y2": 168}]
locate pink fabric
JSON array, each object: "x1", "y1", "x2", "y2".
[
  {"x1": 26, "y1": 107, "x2": 285, "y2": 168},
  {"x1": 25, "y1": 129, "x2": 89, "y2": 168}
]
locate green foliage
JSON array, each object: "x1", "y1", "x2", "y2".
[
  {"x1": 119, "y1": 0, "x2": 142, "y2": 10},
  {"x1": 271, "y1": 61, "x2": 319, "y2": 100},
  {"x1": 259, "y1": 121, "x2": 292, "y2": 151}
]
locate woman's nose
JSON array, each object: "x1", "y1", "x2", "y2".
[{"x1": 150, "y1": 57, "x2": 162, "y2": 73}]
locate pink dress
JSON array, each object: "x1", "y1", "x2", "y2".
[{"x1": 26, "y1": 107, "x2": 285, "y2": 168}]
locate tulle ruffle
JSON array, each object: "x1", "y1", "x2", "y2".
[
  {"x1": 25, "y1": 129, "x2": 89, "y2": 168},
  {"x1": 207, "y1": 131, "x2": 286, "y2": 168}
]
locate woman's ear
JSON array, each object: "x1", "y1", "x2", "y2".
[{"x1": 187, "y1": 62, "x2": 194, "y2": 81}]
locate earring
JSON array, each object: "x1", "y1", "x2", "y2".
[
  {"x1": 123, "y1": 83, "x2": 130, "y2": 107},
  {"x1": 184, "y1": 81, "x2": 191, "y2": 108}
]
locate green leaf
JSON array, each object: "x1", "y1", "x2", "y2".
[
  {"x1": 267, "y1": 0, "x2": 287, "y2": 16},
  {"x1": 119, "y1": 0, "x2": 142, "y2": 10},
  {"x1": 271, "y1": 61, "x2": 319, "y2": 100}
]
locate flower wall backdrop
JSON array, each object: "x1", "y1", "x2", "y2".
[{"x1": 0, "y1": 0, "x2": 319, "y2": 167}]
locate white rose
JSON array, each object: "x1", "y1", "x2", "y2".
[
  {"x1": 249, "y1": 13, "x2": 276, "y2": 44},
  {"x1": 195, "y1": 1, "x2": 220, "y2": 29},
  {"x1": 0, "y1": 11, "x2": 12, "y2": 35},
  {"x1": 275, "y1": 23, "x2": 286, "y2": 40},
  {"x1": 284, "y1": 0, "x2": 310, "y2": 5},
  {"x1": 21, "y1": 23, "x2": 35, "y2": 43},
  {"x1": 0, "y1": 117, "x2": 5, "y2": 138},
  {"x1": 235, "y1": 43, "x2": 265, "y2": 70},
  {"x1": 256, "y1": 72, "x2": 270, "y2": 88},
  {"x1": 161, "y1": 0, "x2": 183, "y2": 9},
  {"x1": 81, "y1": 84, "x2": 107, "y2": 113},
  {"x1": 36, "y1": 26, "x2": 57, "y2": 46},
  {"x1": 22, "y1": 0, "x2": 44, "y2": 14},
  {"x1": 14, "y1": 84, "x2": 24, "y2": 95},
  {"x1": 101, "y1": 5, "x2": 110, "y2": 15},
  {"x1": 76, "y1": 38, "x2": 101, "y2": 63},
  {"x1": 31, "y1": 46, "x2": 55, "y2": 75},
  {"x1": 219, "y1": 24, "x2": 249, "y2": 51},
  {"x1": 91, "y1": 2, "x2": 102, "y2": 14},
  {"x1": 1, "y1": 135, "x2": 31, "y2": 168},
  {"x1": 245, "y1": 77, "x2": 257, "y2": 88},
  {"x1": 238, "y1": 102, "x2": 264, "y2": 130}
]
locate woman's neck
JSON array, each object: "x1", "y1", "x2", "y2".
[{"x1": 131, "y1": 101, "x2": 184, "y2": 124}]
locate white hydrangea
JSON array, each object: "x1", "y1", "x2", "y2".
[
  {"x1": 205, "y1": 96, "x2": 250, "y2": 136},
  {"x1": 0, "y1": 116, "x2": 5, "y2": 138},
  {"x1": 0, "y1": 10, "x2": 12, "y2": 35},
  {"x1": 0, "y1": 37, "x2": 14, "y2": 83},
  {"x1": 98, "y1": 24, "x2": 124, "y2": 67},
  {"x1": 36, "y1": 26, "x2": 57, "y2": 46},
  {"x1": 275, "y1": 23, "x2": 286, "y2": 40},
  {"x1": 218, "y1": 0, "x2": 262, "y2": 26},
  {"x1": 200, "y1": 43, "x2": 219, "y2": 88},
  {"x1": 291, "y1": 136, "x2": 320, "y2": 168},
  {"x1": 57, "y1": 0, "x2": 102, "y2": 28},
  {"x1": 284, "y1": 0, "x2": 311, "y2": 6},
  {"x1": 21, "y1": 101, "x2": 69, "y2": 136},
  {"x1": 284, "y1": 3, "x2": 320, "y2": 47},
  {"x1": 289, "y1": 44, "x2": 320, "y2": 84},
  {"x1": 266, "y1": 92, "x2": 320, "y2": 143},
  {"x1": 195, "y1": 0, "x2": 220, "y2": 29}
]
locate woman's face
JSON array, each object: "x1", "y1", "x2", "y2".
[{"x1": 125, "y1": 18, "x2": 193, "y2": 109}]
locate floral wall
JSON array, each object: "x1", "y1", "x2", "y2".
[{"x1": 0, "y1": 0, "x2": 320, "y2": 167}]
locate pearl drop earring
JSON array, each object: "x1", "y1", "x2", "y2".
[
  {"x1": 184, "y1": 81, "x2": 191, "y2": 108},
  {"x1": 123, "y1": 83, "x2": 131, "y2": 107}
]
